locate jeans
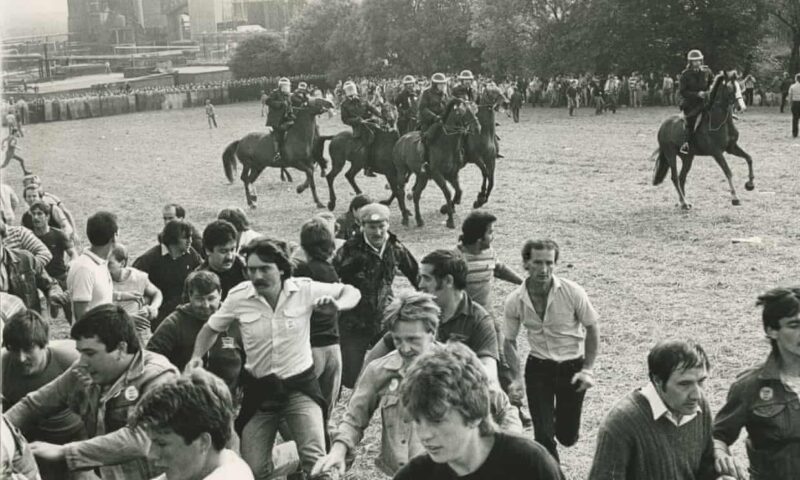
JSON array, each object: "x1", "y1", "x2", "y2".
[
  {"x1": 312, "y1": 344, "x2": 342, "y2": 419},
  {"x1": 792, "y1": 101, "x2": 800, "y2": 138},
  {"x1": 525, "y1": 355, "x2": 586, "y2": 462},
  {"x1": 241, "y1": 391, "x2": 326, "y2": 478},
  {"x1": 340, "y1": 329, "x2": 377, "y2": 389}
]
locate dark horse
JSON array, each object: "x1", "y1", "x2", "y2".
[
  {"x1": 652, "y1": 71, "x2": 754, "y2": 209},
  {"x1": 392, "y1": 98, "x2": 480, "y2": 229},
  {"x1": 465, "y1": 84, "x2": 506, "y2": 209},
  {"x1": 222, "y1": 97, "x2": 333, "y2": 208},
  {"x1": 320, "y1": 103, "x2": 400, "y2": 211}
]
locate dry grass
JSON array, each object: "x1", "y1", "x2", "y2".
[{"x1": 7, "y1": 101, "x2": 800, "y2": 479}]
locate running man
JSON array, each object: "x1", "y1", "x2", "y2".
[
  {"x1": 205, "y1": 99, "x2": 218, "y2": 129},
  {"x1": 1, "y1": 130, "x2": 31, "y2": 175}
]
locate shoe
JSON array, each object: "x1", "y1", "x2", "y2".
[{"x1": 679, "y1": 142, "x2": 689, "y2": 155}]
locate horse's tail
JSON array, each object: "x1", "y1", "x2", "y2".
[
  {"x1": 651, "y1": 147, "x2": 669, "y2": 186},
  {"x1": 222, "y1": 140, "x2": 240, "y2": 183},
  {"x1": 315, "y1": 135, "x2": 333, "y2": 176}
]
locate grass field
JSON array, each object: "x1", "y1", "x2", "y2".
[{"x1": 5, "y1": 101, "x2": 800, "y2": 479}]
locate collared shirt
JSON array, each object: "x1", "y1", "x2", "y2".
[
  {"x1": 207, "y1": 277, "x2": 357, "y2": 379},
  {"x1": 504, "y1": 275, "x2": 598, "y2": 362},
  {"x1": 641, "y1": 382, "x2": 700, "y2": 427},
  {"x1": 363, "y1": 232, "x2": 387, "y2": 258},
  {"x1": 66, "y1": 250, "x2": 113, "y2": 310},
  {"x1": 789, "y1": 82, "x2": 800, "y2": 102}
]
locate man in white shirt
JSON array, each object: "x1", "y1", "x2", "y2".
[
  {"x1": 188, "y1": 238, "x2": 361, "y2": 479},
  {"x1": 132, "y1": 368, "x2": 254, "y2": 480},
  {"x1": 66, "y1": 211, "x2": 116, "y2": 321}
]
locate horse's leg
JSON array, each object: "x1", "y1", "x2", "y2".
[
  {"x1": 303, "y1": 166, "x2": 325, "y2": 209},
  {"x1": 392, "y1": 172, "x2": 410, "y2": 226},
  {"x1": 472, "y1": 159, "x2": 489, "y2": 208},
  {"x1": 325, "y1": 153, "x2": 347, "y2": 212},
  {"x1": 412, "y1": 174, "x2": 430, "y2": 227},
  {"x1": 283, "y1": 168, "x2": 294, "y2": 183},
  {"x1": 429, "y1": 171, "x2": 456, "y2": 229},
  {"x1": 678, "y1": 155, "x2": 694, "y2": 209},
  {"x1": 711, "y1": 153, "x2": 741, "y2": 206},
  {"x1": 670, "y1": 152, "x2": 690, "y2": 210},
  {"x1": 726, "y1": 143, "x2": 755, "y2": 191},
  {"x1": 440, "y1": 173, "x2": 462, "y2": 214},
  {"x1": 344, "y1": 165, "x2": 363, "y2": 195}
]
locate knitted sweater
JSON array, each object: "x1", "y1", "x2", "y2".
[{"x1": 588, "y1": 390, "x2": 717, "y2": 480}]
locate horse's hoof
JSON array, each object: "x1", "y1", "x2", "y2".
[
  {"x1": 406, "y1": 193, "x2": 413, "y2": 201},
  {"x1": 446, "y1": 219, "x2": 456, "y2": 229},
  {"x1": 416, "y1": 218, "x2": 425, "y2": 227},
  {"x1": 315, "y1": 202, "x2": 325, "y2": 209},
  {"x1": 745, "y1": 181, "x2": 754, "y2": 191},
  {"x1": 248, "y1": 203, "x2": 257, "y2": 210},
  {"x1": 295, "y1": 185, "x2": 304, "y2": 194},
  {"x1": 327, "y1": 201, "x2": 335, "y2": 211},
  {"x1": 732, "y1": 199, "x2": 741, "y2": 206},
  {"x1": 440, "y1": 205, "x2": 449, "y2": 215},
  {"x1": 402, "y1": 217, "x2": 409, "y2": 227},
  {"x1": 680, "y1": 203, "x2": 692, "y2": 211}
]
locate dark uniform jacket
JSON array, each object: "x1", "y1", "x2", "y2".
[
  {"x1": 265, "y1": 89, "x2": 294, "y2": 128},
  {"x1": 340, "y1": 96, "x2": 382, "y2": 128},
  {"x1": 451, "y1": 84, "x2": 475, "y2": 102},
  {"x1": 713, "y1": 352, "x2": 800, "y2": 480},
  {"x1": 394, "y1": 89, "x2": 418, "y2": 117},
  {"x1": 679, "y1": 66, "x2": 714, "y2": 115},
  {"x1": 510, "y1": 91, "x2": 524, "y2": 108},
  {"x1": 418, "y1": 87, "x2": 449, "y2": 130},
  {"x1": 291, "y1": 91, "x2": 309, "y2": 108},
  {"x1": 333, "y1": 232, "x2": 418, "y2": 338}
]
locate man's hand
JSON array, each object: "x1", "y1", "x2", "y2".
[
  {"x1": 698, "y1": 91, "x2": 708, "y2": 99},
  {"x1": 311, "y1": 443, "x2": 347, "y2": 477},
  {"x1": 48, "y1": 290, "x2": 69, "y2": 307},
  {"x1": 313, "y1": 296, "x2": 341, "y2": 315},
  {"x1": 571, "y1": 370, "x2": 596, "y2": 392},
  {"x1": 30, "y1": 442, "x2": 66, "y2": 462},
  {"x1": 138, "y1": 305, "x2": 158, "y2": 320},
  {"x1": 185, "y1": 357, "x2": 204, "y2": 373},
  {"x1": 507, "y1": 381, "x2": 525, "y2": 405},
  {"x1": 715, "y1": 450, "x2": 749, "y2": 480}
]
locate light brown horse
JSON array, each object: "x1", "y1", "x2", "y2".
[
  {"x1": 222, "y1": 97, "x2": 332, "y2": 208},
  {"x1": 652, "y1": 72, "x2": 754, "y2": 209}
]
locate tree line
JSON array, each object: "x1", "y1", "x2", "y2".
[{"x1": 228, "y1": 0, "x2": 800, "y2": 80}]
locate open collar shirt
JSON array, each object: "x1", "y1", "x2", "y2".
[
  {"x1": 207, "y1": 277, "x2": 357, "y2": 379},
  {"x1": 641, "y1": 382, "x2": 701, "y2": 427}
]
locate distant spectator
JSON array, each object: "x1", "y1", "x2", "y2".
[
  {"x1": 217, "y1": 207, "x2": 261, "y2": 252},
  {"x1": 161, "y1": 203, "x2": 204, "y2": 256}
]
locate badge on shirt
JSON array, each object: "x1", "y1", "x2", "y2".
[
  {"x1": 286, "y1": 318, "x2": 296, "y2": 330},
  {"x1": 388, "y1": 378, "x2": 399, "y2": 392},
  {"x1": 221, "y1": 337, "x2": 235, "y2": 349},
  {"x1": 759, "y1": 387, "x2": 773, "y2": 401},
  {"x1": 124, "y1": 385, "x2": 139, "y2": 402}
]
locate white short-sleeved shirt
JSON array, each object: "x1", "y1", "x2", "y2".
[
  {"x1": 112, "y1": 267, "x2": 150, "y2": 315},
  {"x1": 66, "y1": 250, "x2": 113, "y2": 310},
  {"x1": 208, "y1": 277, "x2": 354, "y2": 379},
  {"x1": 504, "y1": 275, "x2": 598, "y2": 362}
]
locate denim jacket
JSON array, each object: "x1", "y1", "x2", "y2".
[
  {"x1": 713, "y1": 352, "x2": 800, "y2": 480},
  {"x1": 333, "y1": 349, "x2": 522, "y2": 476},
  {"x1": 6, "y1": 351, "x2": 178, "y2": 480}
]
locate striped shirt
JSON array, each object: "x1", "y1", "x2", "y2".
[
  {"x1": 458, "y1": 246, "x2": 497, "y2": 309},
  {"x1": 4, "y1": 226, "x2": 52, "y2": 269}
]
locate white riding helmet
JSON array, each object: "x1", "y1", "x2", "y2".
[
  {"x1": 343, "y1": 81, "x2": 357, "y2": 97},
  {"x1": 297, "y1": 81, "x2": 308, "y2": 90},
  {"x1": 278, "y1": 77, "x2": 291, "y2": 87},
  {"x1": 458, "y1": 70, "x2": 474, "y2": 81},
  {"x1": 687, "y1": 49, "x2": 704, "y2": 62},
  {"x1": 403, "y1": 75, "x2": 415, "y2": 85},
  {"x1": 431, "y1": 73, "x2": 447, "y2": 84}
]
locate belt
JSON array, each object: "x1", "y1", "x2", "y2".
[{"x1": 527, "y1": 355, "x2": 584, "y2": 370}]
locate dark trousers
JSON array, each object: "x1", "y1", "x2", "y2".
[
  {"x1": 745, "y1": 88, "x2": 754, "y2": 106},
  {"x1": 340, "y1": 329, "x2": 377, "y2": 389},
  {"x1": 525, "y1": 355, "x2": 586, "y2": 462},
  {"x1": 781, "y1": 93, "x2": 789, "y2": 113},
  {"x1": 792, "y1": 101, "x2": 800, "y2": 138},
  {"x1": 512, "y1": 107, "x2": 520, "y2": 122}
]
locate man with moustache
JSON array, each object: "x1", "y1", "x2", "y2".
[
  {"x1": 504, "y1": 239, "x2": 600, "y2": 462},
  {"x1": 195, "y1": 220, "x2": 246, "y2": 300},
  {"x1": 5, "y1": 305, "x2": 178, "y2": 480},
  {"x1": 187, "y1": 238, "x2": 361, "y2": 479}
]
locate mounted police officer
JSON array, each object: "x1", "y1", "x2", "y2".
[
  {"x1": 291, "y1": 81, "x2": 310, "y2": 108},
  {"x1": 451, "y1": 70, "x2": 476, "y2": 102},
  {"x1": 394, "y1": 75, "x2": 418, "y2": 131},
  {"x1": 679, "y1": 49, "x2": 714, "y2": 154},
  {"x1": 418, "y1": 72, "x2": 450, "y2": 173},
  {"x1": 341, "y1": 80, "x2": 383, "y2": 177},
  {"x1": 266, "y1": 77, "x2": 295, "y2": 162}
]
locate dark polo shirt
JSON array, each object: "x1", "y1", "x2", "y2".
[
  {"x1": 382, "y1": 292, "x2": 498, "y2": 360},
  {"x1": 133, "y1": 244, "x2": 202, "y2": 330},
  {"x1": 195, "y1": 256, "x2": 247, "y2": 300}
]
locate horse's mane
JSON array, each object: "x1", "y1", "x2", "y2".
[
  {"x1": 442, "y1": 98, "x2": 464, "y2": 123},
  {"x1": 708, "y1": 72, "x2": 727, "y2": 106}
]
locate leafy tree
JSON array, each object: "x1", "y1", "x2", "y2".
[
  {"x1": 765, "y1": 0, "x2": 800, "y2": 74},
  {"x1": 228, "y1": 33, "x2": 291, "y2": 79},
  {"x1": 287, "y1": 0, "x2": 356, "y2": 75}
]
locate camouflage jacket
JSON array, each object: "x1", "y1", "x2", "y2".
[{"x1": 333, "y1": 232, "x2": 418, "y2": 337}]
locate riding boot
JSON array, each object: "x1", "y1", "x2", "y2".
[
  {"x1": 680, "y1": 116, "x2": 694, "y2": 154},
  {"x1": 273, "y1": 134, "x2": 282, "y2": 162},
  {"x1": 421, "y1": 140, "x2": 431, "y2": 174}
]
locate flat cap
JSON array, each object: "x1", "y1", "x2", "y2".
[{"x1": 358, "y1": 203, "x2": 390, "y2": 223}]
